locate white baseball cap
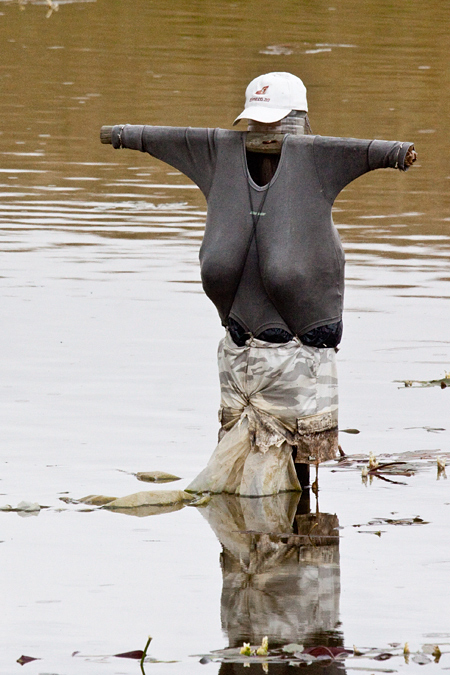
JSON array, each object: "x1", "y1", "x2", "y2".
[{"x1": 233, "y1": 72, "x2": 308, "y2": 125}]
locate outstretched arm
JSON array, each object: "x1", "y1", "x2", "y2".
[
  {"x1": 313, "y1": 136, "x2": 416, "y2": 204},
  {"x1": 100, "y1": 124, "x2": 218, "y2": 198}
]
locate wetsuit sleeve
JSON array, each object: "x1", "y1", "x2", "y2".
[
  {"x1": 111, "y1": 125, "x2": 217, "y2": 198},
  {"x1": 313, "y1": 135, "x2": 414, "y2": 204}
]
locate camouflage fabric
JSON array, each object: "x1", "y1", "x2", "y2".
[
  {"x1": 218, "y1": 332, "x2": 338, "y2": 435},
  {"x1": 187, "y1": 333, "x2": 339, "y2": 496}
]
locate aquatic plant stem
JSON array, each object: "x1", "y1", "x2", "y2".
[{"x1": 140, "y1": 636, "x2": 152, "y2": 675}]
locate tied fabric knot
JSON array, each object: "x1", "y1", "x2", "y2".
[{"x1": 241, "y1": 404, "x2": 296, "y2": 454}]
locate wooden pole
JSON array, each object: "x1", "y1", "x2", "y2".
[
  {"x1": 100, "y1": 126, "x2": 284, "y2": 154},
  {"x1": 100, "y1": 126, "x2": 113, "y2": 144}
]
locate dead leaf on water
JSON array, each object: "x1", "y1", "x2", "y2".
[
  {"x1": 59, "y1": 496, "x2": 78, "y2": 504},
  {"x1": 0, "y1": 501, "x2": 41, "y2": 513},
  {"x1": 16, "y1": 501, "x2": 41, "y2": 512},
  {"x1": 135, "y1": 471, "x2": 181, "y2": 483},
  {"x1": 422, "y1": 644, "x2": 442, "y2": 659},
  {"x1": 73, "y1": 649, "x2": 177, "y2": 664},
  {"x1": 16, "y1": 655, "x2": 40, "y2": 665},
  {"x1": 294, "y1": 653, "x2": 316, "y2": 663},
  {"x1": 405, "y1": 426, "x2": 446, "y2": 433},
  {"x1": 398, "y1": 449, "x2": 450, "y2": 462},
  {"x1": 412, "y1": 653, "x2": 432, "y2": 665},
  {"x1": 396, "y1": 376, "x2": 450, "y2": 388},
  {"x1": 79, "y1": 495, "x2": 116, "y2": 506},
  {"x1": 355, "y1": 516, "x2": 429, "y2": 528},
  {"x1": 59, "y1": 495, "x2": 116, "y2": 506},
  {"x1": 374, "y1": 462, "x2": 416, "y2": 475},
  {"x1": 282, "y1": 643, "x2": 304, "y2": 653},
  {"x1": 114, "y1": 650, "x2": 145, "y2": 660},
  {"x1": 197, "y1": 642, "x2": 429, "y2": 668},
  {"x1": 304, "y1": 646, "x2": 352, "y2": 658}
]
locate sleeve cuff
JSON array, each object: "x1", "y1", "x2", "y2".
[
  {"x1": 368, "y1": 140, "x2": 414, "y2": 171},
  {"x1": 111, "y1": 125, "x2": 125, "y2": 149},
  {"x1": 111, "y1": 125, "x2": 145, "y2": 151}
]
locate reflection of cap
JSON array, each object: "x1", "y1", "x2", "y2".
[{"x1": 233, "y1": 72, "x2": 308, "y2": 126}]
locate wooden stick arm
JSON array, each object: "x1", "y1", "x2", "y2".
[
  {"x1": 405, "y1": 146, "x2": 417, "y2": 167},
  {"x1": 100, "y1": 125, "x2": 284, "y2": 153},
  {"x1": 99, "y1": 126, "x2": 416, "y2": 166},
  {"x1": 100, "y1": 125, "x2": 113, "y2": 144}
]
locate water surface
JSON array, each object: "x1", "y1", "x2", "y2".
[{"x1": 0, "y1": 0, "x2": 449, "y2": 672}]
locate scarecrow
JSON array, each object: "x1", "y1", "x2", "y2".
[{"x1": 101, "y1": 72, "x2": 416, "y2": 496}]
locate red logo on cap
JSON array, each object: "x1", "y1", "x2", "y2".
[{"x1": 255, "y1": 85, "x2": 269, "y2": 95}]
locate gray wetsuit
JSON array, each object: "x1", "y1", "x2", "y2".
[{"x1": 112, "y1": 126, "x2": 413, "y2": 337}]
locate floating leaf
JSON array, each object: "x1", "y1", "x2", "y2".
[
  {"x1": 17, "y1": 501, "x2": 41, "y2": 512},
  {"x1": 135, "y1": 471, "x2": 181, "y2": 483},
  {"x1": 16, "y1": 655, "x2": 40, "y2": 665},
  {"x1": 412, "y1": 653, "x2": 432, "y2": 665},
  {"x1": 294, "y1": 653, "x2": 316, "y2": 663},
  {"x1": 396, "y1": 377, "x2": 450, "y2": 388},
  {"x1": 363, "y1": 516, "x2": 429, "y2": 527},
  {"x1": 422, "y1": 644, "x2": 436, "y2": 654},
  {"x1": 115, "y1": 650, "x2": 145, "y2": 660},
  {"x1": 1, "y1": 502, "x2": 41, "y2": 513},
  {"x1": 282, "y1": 643, "x2": 304, "y2": 653},
  {"x1": 304, "y1": 646, "x2": 351, "y2": 658},
  {"x1": 79, "y1": 495, "x2": 116, "y2": 506}
]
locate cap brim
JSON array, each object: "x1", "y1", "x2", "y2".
[{"x1": 232, "y1": 106, "x2": 292, "y2": 126}]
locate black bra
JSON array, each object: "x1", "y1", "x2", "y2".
[{"x1": 228, "y1": 317, "x2": 342, "y2": 349}]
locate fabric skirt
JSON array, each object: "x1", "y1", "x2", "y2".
[{"x1": 186, "y1": 332, "x2": 339, "y2": 496}]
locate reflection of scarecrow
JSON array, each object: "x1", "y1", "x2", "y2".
[
  {"x1": 198, "y1": 493, "x2": 345, "y2": 674},
  {"x1": 103, "y1": 72, "x2": 416, "y2": 495}
]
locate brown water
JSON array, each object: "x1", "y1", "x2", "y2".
[{"x1": 1, "y1": 1, "x2": 450, "y2": 673}]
